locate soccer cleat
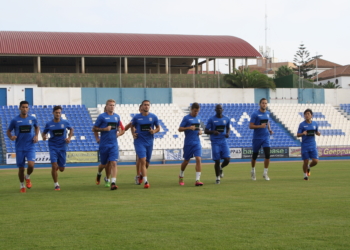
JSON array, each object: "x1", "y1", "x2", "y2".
[
  {"x1": 144, "y1": 182, "x2": 150, "y2": 189},
  {"x1": 25, "y1": 178, "x2": 32, "y2": 189},
  {"x1": 307, "y1": 168, "x2": 311, "y2": 177},
  {"x1": 220, "y1": 170, "x2": 224, "y2": 178},
  {"x1": 195, "y1": 181, "x2": 204, "y2": 186},
  {"x1": 179, "y1": 176, "x2": 184, "y2": 186},
  {"x1": 110, "y1": 183, "x2": 118, "y2": 190},
  {"x1": 96, "y1": 174, "x2": 102, "y2": 185},
  {"x1": 104, "y1": 177, "x2": 110, "y2": 187},
  {"x1": 263, "y1": 174, "x2": 270, "y2": 181},
  {"x1": 135, "y1": 176, "x2": 140, "y2": 185},
  {"x1": 139, "y1": 174, "x2": 143, "y2": 184},
  {"x1": 304, "y1": 176, "x2": 308, "y2": 181},
  {"x1": 20, "y1": 187, "x2": 26, "y2": 193},
  {"x1": 215, "y1": 180, "x2": 220, "y2": 184},
  {"x1": 251, "y1": 171, "x2": 256, "y2": 181},
  {"x1": 55, "y1": 185, "x2": 60, "y2": 191}
]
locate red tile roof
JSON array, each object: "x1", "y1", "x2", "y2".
[
  {"x1": 306, "y1": 58, "x2": 342, "y2": 68},
  {"x1": 0, "y1": 31, "x2": 261, "y2": 58},
  {"x1": 316, "y1": 65, "x2": 350, "y2": 80}
]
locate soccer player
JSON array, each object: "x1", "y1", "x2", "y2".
[
  {"x1": 249, "y1": 98, "x2": 273, "y2": 181},
  {"x1": 297, "y1": 109, "x2": 321, "y2": 180},
  {"x1": 205, "y1": 104, "x2": 231, "y2": 184},
  {"x1": 178, "y1": 102, "x2": 203, "y2": 186},
  {"x1": 7, "y1": 101, "x2": 39, "y2": 193},
  {"x1": 131, "y1": 100, "x2": 160, "y2": 188},
  {"x1": 93, "y1": 99, "x2": 120, "y2": 190},
  {"x1": 42, "y1": 106, "x2": 73, "y2": 190}
]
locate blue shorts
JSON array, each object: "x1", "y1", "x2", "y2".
[
  {"x1": 50, "y1": 148, "x2": 66, "y2": 168},
  {"x1": 211, "y1": 141, "x2": 230, "y2": 161},
  {"x1": 302, "y1": 148, "x2": 319, "y2": 160},
  {"x1": 183, "y1": 143, "x2": 202, "y2": 161},
  {"x1": 252, "y1": 138, "x2": 270, "y2": 153},
  {"x1": 16, "y1": 150, "x2": 36, "y2": 168},
  {"x1": 134, "y1": 143, "x2": 153, "y2": 163},
  {"x1": 99, "y1": 145, "x2": 119, "y2": 165}
]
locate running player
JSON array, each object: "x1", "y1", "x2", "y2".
[
  {"x1": 205, "y1": 104, "x2": 231, "y2": 184},
  {"x1": 42, "y1": 106, "x2": 73, "y2": 190},
  {"x1": 131, "y1": 100, "x2": 160, "y2": 188},
  {"x1": 297, "y1": 109, "x2": 321, "y2": 180},
  {"x1": 93, "y1": 99, "x2": 120, "y2": 190},
  {"x1": 249, "y1": 98, "x2": 273, "y2": 181},
  {"x1": 7, "y1": 101, "x2": 39, "y2": 193},
  {"x1": 178, "y1": 102, "x2": 203, "y2": 186}
]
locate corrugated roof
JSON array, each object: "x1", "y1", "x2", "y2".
[{"x1": 0, "y1": 31, "x2": 261, "y2": 58}]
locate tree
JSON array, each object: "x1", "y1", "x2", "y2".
[
  {"x1": 224, "y1": 68, "x2": 276, "y2": 89},
  {"x1": 321, "y1": 81, "x2": 341, "y2": 88},
  {"x1": 293, "y1": 43, "x2": 315, "y2": 79},
  {"x1": 274, "y1": 65, "x2": 294, "y2": 78}
]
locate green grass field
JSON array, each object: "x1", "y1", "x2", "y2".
[{"x1": 0, "y1": 160, "x2": 349, "y2": 250}]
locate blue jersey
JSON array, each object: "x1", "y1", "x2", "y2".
[
  {"x1": 43, "y1": 119, "x2": 72, "y2": 150},
  {"x1": 250, "y1": 109, "x2": 270, "y2": 140},
  {"x1": 94, "y1": 112, "x2": 120, "y2": 147},
  {"x1": 180, "y1": 114, "x2": 201, "y2": 146},
  {"x1": 205, "y1": 115, "x2": 230, "y2": 143},
  {"x1": 132, "y1": 113, "x2": 159, "y2": 146},
  {"x1": 8, "y1": 115, "x2": 38, "y2": 151},
  {"x1": 298, "y1": 120, "x2": 318, "y2": 150}
]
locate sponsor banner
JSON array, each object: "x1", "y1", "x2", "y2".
[
  {"x1": 242, "y1": 147, "x2": 289, "y2": 159},
  {"x1": 164, "y1": 149, "x2": 183, "y2": 160},
  {"x1": 6, "y1": 152, "x2": 51, "y2": 164},
  {"x1": 202, "y1": 148, "x2": 212, "y2": 159},
  {"x1": 289, "y1": 147, "x2": 302, "y2": 158},
  {"x1": 67, "y1": 151, "x2": 98, "y2": 163},
  {"x1": 230, "y1": 148, "x2": 242, "y2": 159},
  {"x1": 318, "y1": 146, "x2": 350, "y2": 157}
]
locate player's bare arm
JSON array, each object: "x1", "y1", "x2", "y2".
[
  {"x1": 204, "y1": 128, "x2": 219, "y2": 135},
  {"x1": 7, "y1": 129, "x2": 17, "y2": 141},
  {"x1": 178, "y1": 125, "x2": 196, "y2": 132},
  {"x1": 149, "y1": 125, "x2": 160, "y2": 135},
  {"x1": 249, "y1": 122, "x2": 266, "y2": 129},
  {"x1": 65, "y1": 127, "x2": 74, "y2": 143},
  {"x1": 297, "y1": 130, "x2": 308, "y2": 137},
  {"x1": 33, "y1": 125, "x2": 40, "y2": 143}
]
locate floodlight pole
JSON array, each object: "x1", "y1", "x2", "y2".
[{"x1": 312, "y1": 54, "x2": 323, "y2": 83}]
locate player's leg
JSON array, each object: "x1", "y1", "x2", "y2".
[
  {"x1": 24, "y1": 150, "x2": 35, "y2": 188},
  {"x1": 135, "y1": 144, "x2": 148, "y2": 188},
  {"x1": 220, "y1": 142, "x2": 231, "y2": 178},
  {"x1": 142, "y1": 145, "x2": 153, "y2": 188},
  {"x1": 194, "y1": 144, "x2": 203, "y2": 186},
  {"x1": 16, "y1": 151, "x2": 26, "y2": 192},
  {"x1": 302, "y1": 159, "x2": 309, "y2": 180},
  {"x1": 214, "y1": 160, "x2": 221, "y2": 184},
  {"x1": 179, "y1": 159, "x2": 189, "y2": 185},
  {"x1": 109, "y1": 145, "x2": 119, "y2": 190},
  {"x1": 135, "y1": 155, "x2": 141, "y2": 184},
  {"x1": 55, "y1": 150, "x2": 66, "y2": 190},
  {"x1": 262, "y1": 146, "x2": 271, "y2": 180},
  {"x1": 212, "y1": 143, "x2": 221, "y2": 183},
  {"x1": 251, "y1": 139, "x2": 261, "y2": 181},
  {"x1": 99, "y1": 148, "x2": 110, "y2": 187},
  {"x1": 307, "y1": 148, "x2": 319, "y2": 177},
  {"x1": 51, "y1": 162, "x2": 60, "y2": 190}
]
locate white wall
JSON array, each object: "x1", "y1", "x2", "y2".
[
  {"x1": 34, "y1": 88, "x2": 81, "y2": 105},
  {"x1": 172, "y1": 88, "x2": 255, "y2": 107},
  {"x1": 318, "y1": 76, "x2": 349, "y2": 89},
  {"x1": 1, "y1": 84, "x2": 37, "y2": 106},
  {"x1": 325, "y1": 89, "x2": 350, "y2": 105},
  {"x1": 269, "y1": 88, "x2": 298, "y2": 104}
]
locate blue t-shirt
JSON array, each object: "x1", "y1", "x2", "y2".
[
  {"x1": 298, "y1": 120, "x2": 319, "y2": 150},
  {"x1": 250, "y1": 109, "x2": 270, "y2": 140},
  {"x1": 132, "y1": 113, "x2": 159, "y2": 146},
  {"x1": 179, "y1": 114, "x2": 201, "y2": 146},
  {"x1": 205, "y1": 115, "x2": 230, "y2": 143},
  {"x1": 8, "y1": 115, "x2": 38, "y2": 151},
  {"x1": 94, "y1": 112, "x2": 120, "y2": 147},
  {"x1": 43, "y1": 119, "x2": 72, "y2": 150}
]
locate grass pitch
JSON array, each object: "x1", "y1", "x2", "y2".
[{"x1": 0, "y1": 160, "x2": 349, "y2": 250}]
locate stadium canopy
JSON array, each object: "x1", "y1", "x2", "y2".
[{"x1": 0, "y1": 31, "x2": 261, "y2": 74}]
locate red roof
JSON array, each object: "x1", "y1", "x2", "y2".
[{"x1": 0, "y1": 31, "x2": 261, "y2": 58}]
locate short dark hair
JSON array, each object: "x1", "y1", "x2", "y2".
[
  {"x1": 19, "y1": 101, "x2": 29, "y2": 107},
  {"x1": 304, "y1": 109, "x2": 313, "y2": 115},
  {"x1": 141, "y1": 100, "x2": 150, "y2": 105},
  {"x1": 259, "y1": 98, "x2": 267, "y2": 104},
  {"x1": 191, "y1": 102, "x2": 200, "y2": 110},
  {"x1": 53, "y1": 105, "x2": 62, "y2": 112}
]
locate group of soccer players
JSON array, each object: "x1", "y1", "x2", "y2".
[{"x1": 7, "y1": 98, "x2": 321, "y2": 192}]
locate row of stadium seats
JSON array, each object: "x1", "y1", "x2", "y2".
[
  {"x1": 340, "y1": 104, "x2": 350, "y2": 116},
  {"x1": 268, "y1": 103, "x2": 350, "y2": 146}
]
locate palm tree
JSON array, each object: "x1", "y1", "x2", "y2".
[
  {"x1": 322, "y1": 81, "x2": 341, "y2": 88},
  {"x1": 224, "y1": 68, "x2": 276, "y2": 89}
]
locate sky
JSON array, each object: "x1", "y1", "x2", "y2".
[{"x1": 1, "y1": 0, "x2": 349, "y2": 72}]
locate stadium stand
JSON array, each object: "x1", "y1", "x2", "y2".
[
  {"x1": 197, "y1": 103, "x2": 300, "y2": 148},
  {"x1": 268, "y1": 103, "x2": 350, "y2": 146}
]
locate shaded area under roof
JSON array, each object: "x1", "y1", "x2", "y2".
[{"x1": 0, "y1": 31, "x2": 261, "y2": 58}]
